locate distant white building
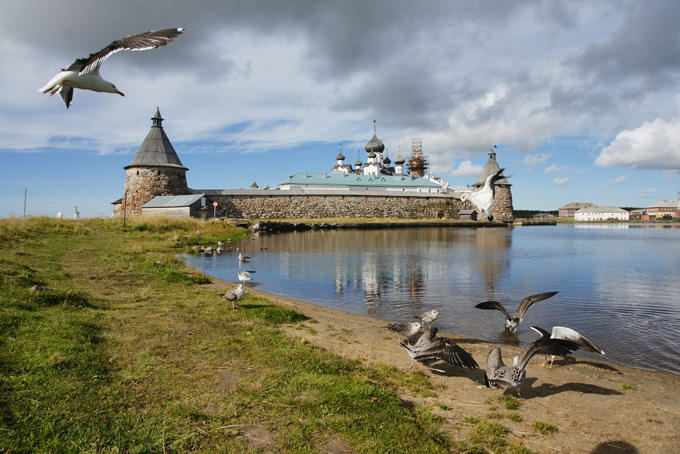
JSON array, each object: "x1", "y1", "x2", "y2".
[{"x1": 574, "y1": 206, "x2": 630, "y2": 221}]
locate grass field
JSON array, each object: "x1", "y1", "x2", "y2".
[{"x1": 0, "y1": 216, "x2": 461, "y2": 453}]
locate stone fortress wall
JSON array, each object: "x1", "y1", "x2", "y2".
[
  {"x1": 114, "y1": 109, "x2": 514, "y2": 222},
  {"x1": 198, "y1": 192, "x2": 463, "y2": 220}
]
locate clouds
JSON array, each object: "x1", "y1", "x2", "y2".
[
  {"x1": 551, "y1": 177, "x2": 571, "y2": 186},
  {"x1": 2, "y1": 0, "x2": 680, "y2": 216},
  {"x1": 595, "y1": 115, "x2": 680, "y2": 171}
]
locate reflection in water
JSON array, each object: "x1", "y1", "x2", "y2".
[{"x1": 183, "y1": 225, "x2": 680, "y2": 375}]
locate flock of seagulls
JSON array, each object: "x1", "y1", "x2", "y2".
[
  {"x1": 40, "y1": 28, "x2": 184, "y2": 108},
  {"x1": 214, "y1": 238, "x2": 605, "y2": 398},
  {"x1": 220, "y1": 247, "x2": 259, "y2": 311},
  {"x1": 389, "y1": 290, "x2": 606, "y2": 398}
]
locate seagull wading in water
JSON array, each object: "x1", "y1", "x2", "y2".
[
  {"x1": 475, "y1": 291, "x2": 558, "y2": 333},
  {"x1": 484, "y1": 326, "x2": 583, "y2": 398},
  {"x1": 39, "y1": 28, "x2": 184, "y2": 108},
  {"x1": 237, "y1": 271, "x2": 253, "y2": 283},
  {"x1": 460, "y1": 167, "x2": 508, "y2": 222},
  {"x1": 400, "y1": 327, "x2": 479, "y2": 372}
]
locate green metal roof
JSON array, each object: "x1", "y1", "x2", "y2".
[{"x1": 280, "y1": 172, "x2": 442, "y2": 188}]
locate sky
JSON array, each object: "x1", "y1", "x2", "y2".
[{"x1": 2, "y1": 0, "x2": 680, "y2": 218}]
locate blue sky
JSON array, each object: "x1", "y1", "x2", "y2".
[{"x1": 1, "y1": 0, "x2": 680, "y2": 218}]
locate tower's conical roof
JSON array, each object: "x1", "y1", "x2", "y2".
[
  {"x1": 125, "y1": 107, "x2": 188, "y2": 170},
  {"x1": 474, "y1": 147, "x2": 510, "y2": 187}
]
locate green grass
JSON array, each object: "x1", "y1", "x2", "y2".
[
  {"x1": 531, "y1": 420, "x2": 558, "y2": 435},
  {"x1": 0, "y1": 216, "x2": 456, "y2": 453}
]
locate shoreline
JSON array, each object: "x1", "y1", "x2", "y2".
[{"x1": 204, "y1": 274, "x2": 680, "y2": 453}]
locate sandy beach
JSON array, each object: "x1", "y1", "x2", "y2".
[{"x1": 206, "y1": 277, "x2": 680, "y2": 454}]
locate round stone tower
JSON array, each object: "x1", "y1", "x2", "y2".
[
  {"x1": 472, "y1": 148, "x2": 514, "y2": 221},
  {"x1": 115, "y1": 108, "x2": 190, "y2": 217}
]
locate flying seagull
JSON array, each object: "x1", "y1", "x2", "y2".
[
  {"x1": 400, "y1": 327, "x2": 478, "y2": 372},
  {"x1": 484, "y1": 326, "x2": 582, "y2": 398},
  {"x1": 221, "y1": 283, "x2": 245, "y2": 311},
  {"x1": 387, "y1": 322, "x2": 421, "y2": 344},
  {"x1": 415, "y1": 309, "x2": 439, "y2": 329},
  {"x1": 540, "y1": 326, "x2": 605, "y2": 368},
  {"x1": 460, "y1": 167, "x2": 508, "y2": 222},
  {"x1": 39, "y1": 28, "x2": 184, "y2": 108},
  {"x1": 475, "y1": 291, "x2": 558, "y2": 333}
]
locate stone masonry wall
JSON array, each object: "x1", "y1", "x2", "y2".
[
  {"x1": 211, "y1": 194, "x2": 462, "y2": 219},
  {"x1": 207, "y1": 193, "x2": 512, "y2": 221},
  {"x1": 487, "y1": 185, "x2": 514, "y2": 221},
  {"x1": 114, "y1": 166, "x2": 190, "y2": 217}
]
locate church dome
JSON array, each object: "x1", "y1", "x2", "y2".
[
  {"x1": 394, "y1": 153, "x2": 405, "y2": 165},
  {"x1": 365, "y1": 134, "x2": 385, "y2": 154},
  {"x1": 336, "y1": 151, "x2": 345, "y2": 161},
  {"x1": 383, "y1": 154, "x2": 391, "y2": 165}
]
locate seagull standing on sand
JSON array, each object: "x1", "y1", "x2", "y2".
[
  {"x1": 400, "y1": 327, "x2": 478, "y2": 372},
  {"x1": 39, "y1": 28, "x2": 184, "y2": 108},
  {"x1": 415, "y1": 309, "x2": 439, "y2": 329},
  {"x1": 221, "y1": 283, "x2": 245, "y2": 311},
  {"x1": 387, "y1": 322, "x2": 421, "y2": 344},
  {"x1": 484, "y1": 326, "x2": 583, "y2": 398},
  {"x1": 539, "y1": 326, "x2": 605, "y2": 368},
  {"x1": 475, "y1": 291, "x2": 558, "y2": 333},
  {"x1": 460, "y1": 167, "x2": 507, "y2": 222}
]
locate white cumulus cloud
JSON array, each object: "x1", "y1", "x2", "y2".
[
  {"x1": 595, "y1": 115, "x2": 680, "y2": 170},
  {"x1": 544, "y1": 164, "x2": 569, "y2": 174},
  {"x1": 450, "y1": 160, "x2": 484, "y2": 178},
  {"x1": 551, "y1": 177, "x2": 571, "y2": 186},
  {"x1": 609, "y1": 176, "x2": 626, "y2": 185},
  {"x1": 522, "y1": 153, "x2": 551, "y2": 167}
]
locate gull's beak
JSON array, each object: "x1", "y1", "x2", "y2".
[{"x1": 116, "y1": 90, "x2": 125, "y2": 97}]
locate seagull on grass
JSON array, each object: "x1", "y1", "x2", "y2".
[
  {"x1": 415, "y1": 309, "x2": 439, "y2": 329},
  {"x1": 484, "y1": 326, "x2": 582, "y2": 398},
  {"x1": 539, "y1": 326, "x2": 605, "y2": 368},
  {"x1": 39, "y1": 28, "x2": 184, "y2": 108},
  {"x1": 387, "y1": 322, "x2": 421, "y2": 344},
  {"x1": 475, "y1": 291, "x2": 558, "y2": 333},
  {"x1": 221, "y1": 283, "x2": 245, "y2": 311},
  {"x1": 459, "y1": 167, "x2": 508, "y2": 222},
  {"x1": 400, "y1": 327, "x2": 478, "y2": 372}
]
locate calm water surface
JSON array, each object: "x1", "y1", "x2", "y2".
[{"x1": 183, "y1": 224, "x2": 680, "y2": 375}]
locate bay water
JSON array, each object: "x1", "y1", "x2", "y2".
[{"x1": 183, "y1": 223, "x2": 680, "y2": 374}]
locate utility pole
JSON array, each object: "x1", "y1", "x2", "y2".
[{"x1": 23, "y1": 188, "x2": 27, "y2": 219}]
